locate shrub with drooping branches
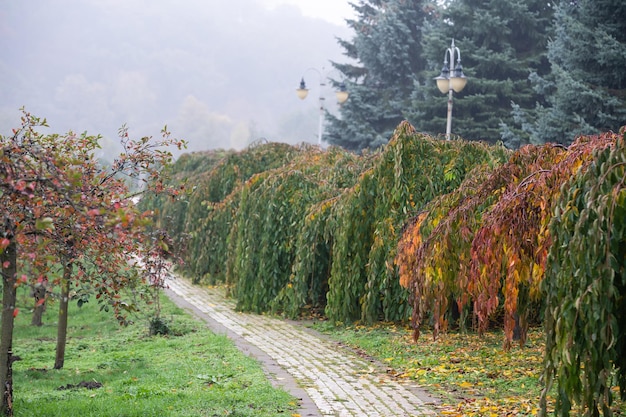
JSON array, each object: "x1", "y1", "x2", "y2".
[
  {"x1": 269, "y1": 145, "x2": 372, "y2": 318},
  {"x1": 541, "y1": 129, "x2": 626, "y2": 416},
  {"x1": 226, "y1": 145, "x2": 368, "y2": 313},
  {"x1": 396, "y1": 131, "x2": 617, "y2": 348},
  {"x1": 271, "y1": 196, "x2": 339, "y2": 318},
  {"x1": 141, "y1": 142, "x2": 300, "y2": 283},
  {"x1": 139, "y1": 150, "x2": 232, "y2": 251},
  {"x1": 184, "y1": 142, "x2": 300, "y2": 282},
  {"x1": 326, "y1": 121, "x2": 510, "y2": 323}
]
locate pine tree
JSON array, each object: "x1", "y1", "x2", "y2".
[
  {"x1": 409, "y1": 0, "x2": 553, "y2": 146},
  {"x1": 325, "y1": 0, "x2": 435, "y2": 151},
  {"x1": 512, "y1": 0, "x2": 626, "y2": 145}
]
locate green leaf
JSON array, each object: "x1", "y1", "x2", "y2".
[{"x1": 35, "y1": 217, "x2": 55, "y2": 231}]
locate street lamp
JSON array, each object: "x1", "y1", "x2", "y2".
[
  {"x1": 296, "y1": 68, "x2": 349, "y2": 145},
  {"x1": 434, "y1": 39, "x2": 467, "y2": 140}
]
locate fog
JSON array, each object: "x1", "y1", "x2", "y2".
[{"x1": 0, "y1": 0, "x2": 352, "y2": 156}]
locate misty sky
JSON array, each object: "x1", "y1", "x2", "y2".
[
  {"x1": 260, "y1": 0, "x2": 355, "y2": 25},
  {"x1": 0, "y1": 0, "x2": 354, "y2": 156}
]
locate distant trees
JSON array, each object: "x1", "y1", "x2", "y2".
[{"x1": 326, "y1": 0, "x2": 624, "y2": 150}]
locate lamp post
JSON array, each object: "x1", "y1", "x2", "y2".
[
  {"x1": 296, "y1": 68, "x2": 349, "y2": 145},
  {"x1": 434, "y1": 39, "x2": 468, "y2": 140}
]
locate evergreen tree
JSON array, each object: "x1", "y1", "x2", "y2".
[
  {"x1": 410, "y1": 0, "x2": 553, "y2": 146},
  {"x1": 325, "y1": 0, "x2": 435, "y2": 151},
  {"x1": 510, "y1": 0, "x2": 626, "y2": 145}
]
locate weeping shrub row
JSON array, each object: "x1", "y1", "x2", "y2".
[
  {"x1": 141, "y1": 141, "x2": 301, "y2": 283},
  {"x1": 144, "y1": 122, "x2": 509, "y2": 322},
  {"x1": 225, "y1": 145, "x2": 368, "y2": 312},
  {"x1": 228, "y1": 122, "x2": 508, "y2": 321},
  {"x1": 144, "y1": 125, "x2": 626, "y2": 415}
]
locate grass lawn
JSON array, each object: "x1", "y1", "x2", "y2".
[
  {"x1": 311, "y1": 322, "x2": 626, "y2": 416},
  {"x1": 12, "y1": 288, "x2": 297, "y2": 417}
]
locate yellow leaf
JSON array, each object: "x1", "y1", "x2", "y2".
[{"x1": 459, "y1": 381, "x2": 473, "y2": 389}]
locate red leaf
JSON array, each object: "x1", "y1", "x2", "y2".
[{"x1": 12, "y1": 308, "x2": 18, "y2": 318}]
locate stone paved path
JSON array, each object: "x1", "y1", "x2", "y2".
[{"x1": 165, "y1": 276, "x2": 438, "y2": 417}]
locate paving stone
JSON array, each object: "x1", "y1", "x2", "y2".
[{"x1": 166, "y1": 276, "x2": 438, "y2": 417}]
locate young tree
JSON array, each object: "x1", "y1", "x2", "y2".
[
  {"x1": 410, "y1": 0, "x2": 553, "y2": 145},
  {"x1": 0, "y1": 113, "x2": 71, "y2": 415},
  {"x1": 20, "y1": 255, "x2": 51, "y2": 327},
  {"x1": 325, "y1": 0, "x2": 435, "y2": 151},
  {"x1": 47, "y1": 125, "x2": 182, "y2": 370},
  {"x1": 30, "y1": 278, "x2": 47, "y2": 327},
  {"x1": 510, "y1": 0, "x2": 626, "y2": 145},
  {"x1": 0, "y1": 111, "x2": 183, "y2": 414}
]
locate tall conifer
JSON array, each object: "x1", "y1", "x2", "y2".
[
  {"x1": 510, "y1": 0, "x2": 626, "y2": 145},
  {"x1": 325, "y1": 0, "x2": 434, "y2": 151}
]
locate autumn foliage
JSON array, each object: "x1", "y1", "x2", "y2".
[{"x1": 396, "y1": 132, "x2": 617, "y2": 349}]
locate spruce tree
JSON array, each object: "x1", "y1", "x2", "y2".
[
  {"x1": 512, "y1": 0, "x2": 626, "y2": 145},
  {"x1": 325, "y1": 0, "x2": 434, "y2": 151},
  {"x1": 410, "y1": 0, "x2": 553, "y2": 146}
]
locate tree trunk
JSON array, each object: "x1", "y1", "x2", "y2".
[
  {"x1": 54, "y1": 260, "x2": 71, "y2": 370},
  {"x1": 0, "y1": 240, "x2": 17, "y2": 416},
  {"x1": 30, "y1": 284, "x2": 46, "y2": 327}
]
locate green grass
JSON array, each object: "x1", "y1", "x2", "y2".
[
  {"x1": 311, "y1": 322, "x2": 626, "y2": 416},
  {"x1": 12, "y1": 289, "x2": 297, "y2": 417}
]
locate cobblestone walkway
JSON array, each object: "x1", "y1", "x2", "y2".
[{"x1": 166, "y1": 276, "x2": 438, "y2": 417}]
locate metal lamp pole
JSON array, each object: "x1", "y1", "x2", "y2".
[
  {"x1": 434, "y1": 39, "x2": 468, "y2": 140},
  {"x1": 296, "y1": 68, "x2": 349, "y2": 145}
]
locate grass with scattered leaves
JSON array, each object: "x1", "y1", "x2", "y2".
[{"x1": 312, "y1": 322, "x2": 625, "y2": 416}]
